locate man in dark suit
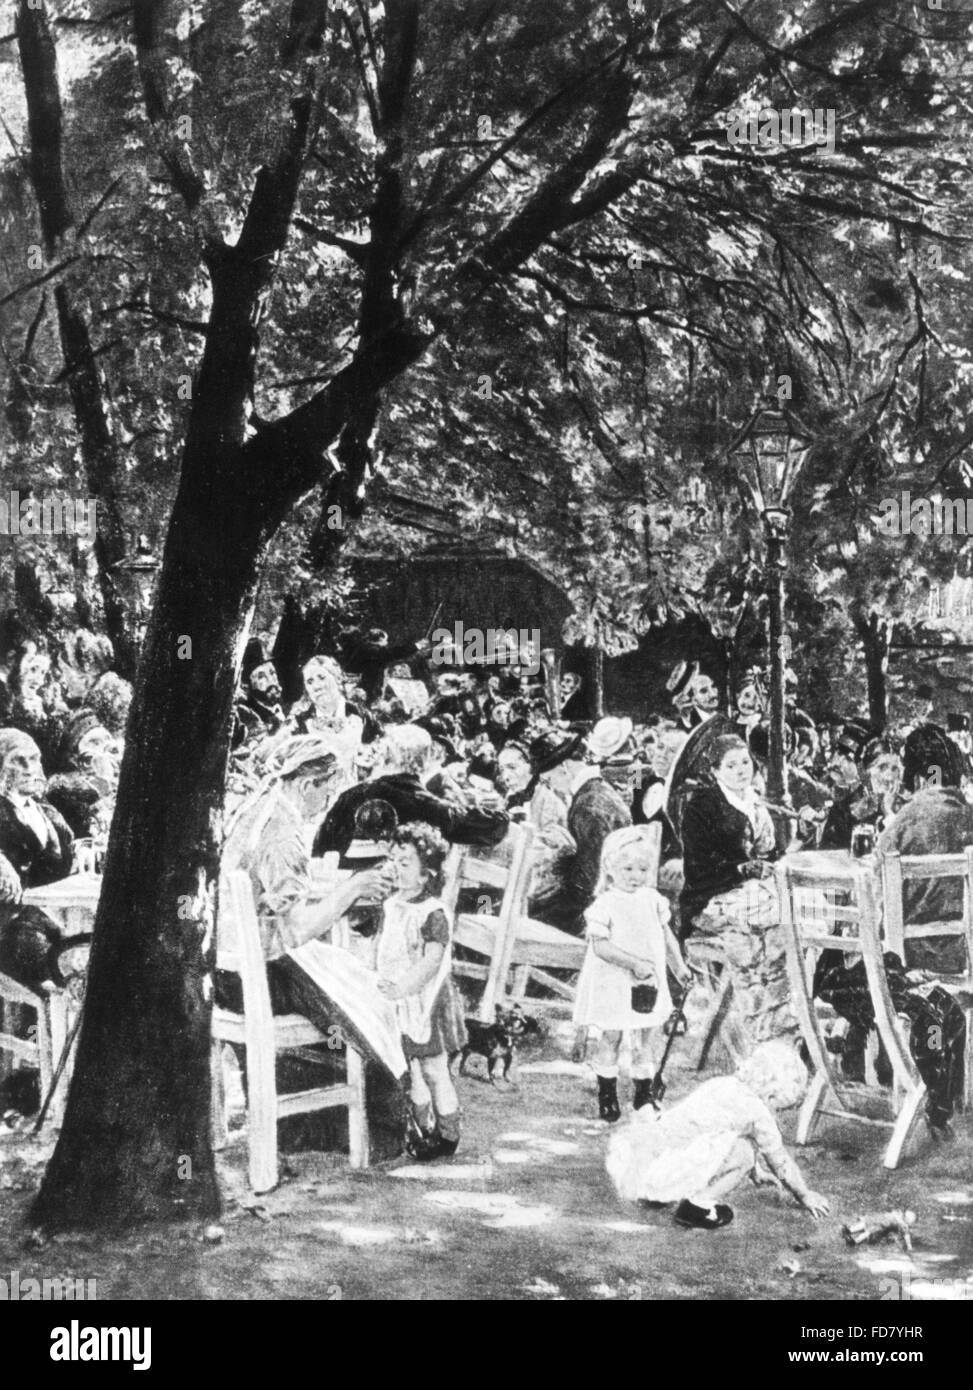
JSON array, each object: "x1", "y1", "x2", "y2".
[{"x1": 0, "y1": 728, "x2": 75, "y2": 992}]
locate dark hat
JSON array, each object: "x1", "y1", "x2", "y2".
[
  {"x1": 242, "y1": 637, "x2": 273, "y2": 682},
  {"x1": 530, "y1": 728, "x2": 584, "y2": 775},
  {"x1": 902, "y1": 723, "x2": 965, "y2": 791},
  {"x1": 833, "y1": 720, "x2": 872, "y2": 760},
  {"x1": 916, "y1": 684, "x2": 935, "y2": 702},
  {"x1": 666, "y1": 660, "x2": 699, "y2": 700},
  {"x1": 59, "y1": 708, "x2": 103, "y2": 765}
]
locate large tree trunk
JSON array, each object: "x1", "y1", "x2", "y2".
[{"x1": 32, "y1": 451, "x2": 273, "y2": 1227}]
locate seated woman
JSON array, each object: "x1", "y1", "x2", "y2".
[
  {"x1": 606, "y1": 1041, "x2": 829, "y2": 1230},
  {"x1": 820, "y1": 735, "x2": 905, "y2": 851},
  {"x1": 678, "y1": 734, "x2": 798, "y2": 1051},
  {"x1": 220, "y1": 735, "x2": 409, "y2": 1160}
]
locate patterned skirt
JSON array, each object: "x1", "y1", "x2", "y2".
[{"x1": 692, "y1": 879, "x2": 799, "y2": 1052}]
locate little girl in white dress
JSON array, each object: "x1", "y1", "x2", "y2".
[{"x1": 574, "y1": 826, "x2": 690, "y2": 1122}]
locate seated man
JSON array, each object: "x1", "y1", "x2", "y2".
[
  {"x1": 47, "y1": 709, "x2": 121, "y2": 841},
  {"x1": 232, "y1": 638, "x2": 286, "y2": 750},
  {"x1": 876, "y1": 724, "x2": 973, "y2": 974},
  {"x1": 0, "y1": 728, "x2": 75, "y2": 993},
  {"x1": 313, "y1": 723, "x2": 508, "y2": 861},
  {"x1": 221, "y1": 736, "x2": 409, "y2": 1159}
]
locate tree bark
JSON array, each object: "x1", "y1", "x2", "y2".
[{"x1": 855, "y1": 611, "x2": 892, "y2": 734}]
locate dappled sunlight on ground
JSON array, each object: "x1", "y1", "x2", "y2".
[{"x1": 5, "y1": 1027, "x2": 973, "y2": 1298}]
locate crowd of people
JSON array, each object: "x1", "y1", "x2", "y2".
[{"x1": 1, "y1": 620, "x2": 971, "y2": 1231}]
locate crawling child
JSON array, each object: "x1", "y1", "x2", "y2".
[{"x1": 605, "y1": 1040, "x2": 830, "y2": 1229}]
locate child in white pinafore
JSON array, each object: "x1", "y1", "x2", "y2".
[
  {"x1": 376, "y1": 822, "x2": 467, "y2": 1161},
  {"x1": 574, "y1": 826, "x2": 691, "y2": 1122}
]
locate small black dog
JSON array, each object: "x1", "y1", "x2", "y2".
[{"x1": 458, "y1": 1005, "x2": 541, "y2": 1084}]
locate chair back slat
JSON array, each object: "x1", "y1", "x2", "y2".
[
  {"x1": 880, "y1": 848, "x2": 973, "y2": 974},
  {"x1": 217, "y1": 872, "x2": 275, "y2": 1041}
]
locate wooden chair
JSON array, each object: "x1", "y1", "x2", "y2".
[
  {"x1": 441, "y1": 824, "x2": 587, "y2": 1022},
  {"x1": 776, "y1": 858, "x2": 927, "y2": 1170},
  {"x1": 684, "y1": 937, "x2": 747, "y2": 1071},
  {"x1": 0, "y1": 973, "x2": 70, "y2": 1126},
  {"x1": 880, "y1": 848, "x2": 973, "y2": 1110},
  {"x1": 211, "y1": 871, "x2": 368, "y2": 1193}
]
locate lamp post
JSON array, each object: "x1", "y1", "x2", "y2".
[
  {"x1": 727, "y1": 409, "x2": 813, "y2": 808},
  {"x1": 112, "y1": 534, "x2": 160, "y2": 655}
]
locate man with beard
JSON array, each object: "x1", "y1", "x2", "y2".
[{"x1": 232, "y1": 639, "x2": 286, "y2": 749}]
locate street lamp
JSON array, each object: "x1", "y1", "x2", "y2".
[
  {"x1": 727, "y1": 408, "x2": 814, "y2": 811},
  {"x1": 112, "y1": 534, "x2": 160, "y2": 651}
]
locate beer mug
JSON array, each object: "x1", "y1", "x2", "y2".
[
  {"x1": 73, "y1": 837, "x2": 97, "y2": 875},
  {"x1": 851, "y1": 823, "x2": 875, "y2": 859}
]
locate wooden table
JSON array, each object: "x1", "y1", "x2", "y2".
[{"x1": 22, "y1": 873, "x2": 102, "y2": 937}]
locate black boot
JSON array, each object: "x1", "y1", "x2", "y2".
[
  {"x1": 632, "y1": 1078, "x2": 655, "y2": 1111},
  {"x1": 597, "y1": 1075, "x2": 621, "y2": 1123},
  {"x1": 406, "y1": 1127, "x2": 443, "y2": 1161}
]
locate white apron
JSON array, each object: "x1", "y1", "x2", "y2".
[{"x1": 376, "y1": 893, "x2": 452, "y2": 1045}]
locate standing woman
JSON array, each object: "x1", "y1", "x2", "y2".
[{"x1": 679, "y1": 734, "x2": 798, "y2": 1052}]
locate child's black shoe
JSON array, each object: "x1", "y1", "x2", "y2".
[
  {"x1": 673, "y1": 1200, "x2": 734, "y2": 1230},
  {"x1": 632, "y1": 1078, "x2": 655, "y2": 1111},
  {"x1": 406, "y1": 1129, "x2": 443, "y2": 1162},
  {"x1": 597, "y1": 1075, "x2": 621, "y2": 1123}
]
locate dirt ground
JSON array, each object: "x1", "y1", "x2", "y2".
[{"x1": 3, "y1": 1022, "x2": 973, "y2": 1302}]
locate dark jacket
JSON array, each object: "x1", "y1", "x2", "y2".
[
  {"x1": 312, "y1": 773, "x2": 508, "y2": 859},
  {"x1": 232, "y1": 692, "x2": 285, "y2": 749},
  {"x1": 0, "y1": 795, "x2": 75, "y2": 991},
  {"x1": 820, "y1": 786, "x2": 905, "y2": 851},
  {"x1": 679, "y1": 783, "x2": 759, "y2": 932},
  {"x1": 566, "y1": 775, "x2": 632, "y2": 916},
  {"x1": 46, "y1": 773, "x2": 102, "y2": 840},
  {"x1": 0, "y1": 795, "x2": 73, "y2": 887}
]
